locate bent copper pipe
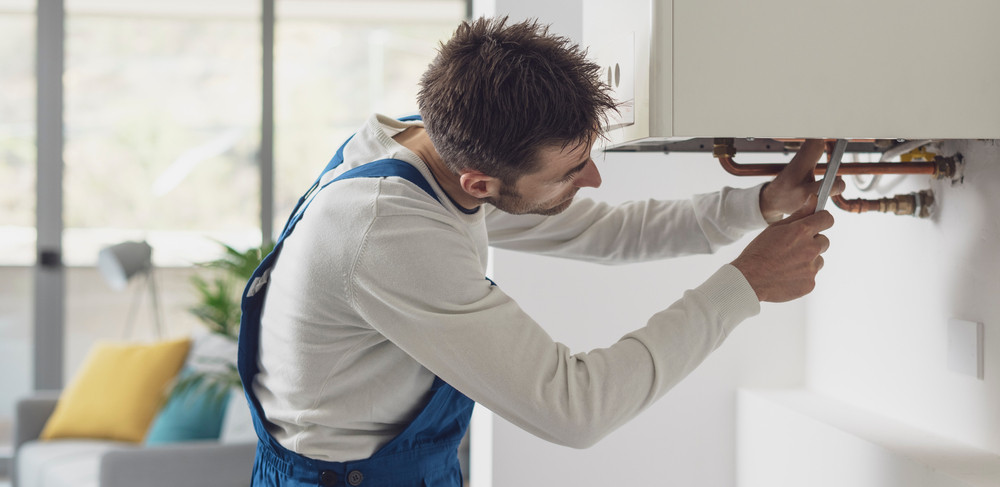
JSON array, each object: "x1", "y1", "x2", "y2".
[{"x1": 831, "y1": 194, "x2": 880, "y2": 213}]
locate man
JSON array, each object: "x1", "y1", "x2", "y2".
[{"x1": 237, "y1": 17, "x2": 841, "y2": 486}]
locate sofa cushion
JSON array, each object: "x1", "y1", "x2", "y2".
[
  {"x1": 17, "y1": 439, "x2": 134, "y2": 487},
  {"x1": 146, "y1": 331, "x2": 236, "y2": 445},
  {"x1": 145, "y1": 368, "x2": 230, "y2": 445},
  {"x1": 39, "y1": 338, "x2": 191, "y2": 443}
]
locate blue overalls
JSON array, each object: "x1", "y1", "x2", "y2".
[{"x1": 237, "y1": 118, "x2": 475, "y2": 486}]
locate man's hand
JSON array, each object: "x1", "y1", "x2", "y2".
[
  {"x1": 759, "y1": 139, "x2": 846, "y2": 223},
  {"x1": 732, "y1": 195, "x2": 834, "y2": 303}
]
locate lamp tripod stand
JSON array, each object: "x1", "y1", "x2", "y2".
[{"x1": 98, "y1": 240, "x2": 164, "y2": 339}]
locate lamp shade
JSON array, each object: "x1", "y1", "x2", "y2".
[{"x1": 98, "y1": 241, "x2": 153, "y2": 291}]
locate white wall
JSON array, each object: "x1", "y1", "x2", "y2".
[
  {"x1": 490, "y1": 151, "x2": 808, "y2": 486},
  {"x1": 736, "y1": 389, "x2": 1000, "y2": 487},
  {"x1": 476, "y1": 2, "x2": 1000, "y2": 485},
  {"x1": 485, "y1": 0, "x2": 581, "y2": 41},
  {"x1": 807, "y1": 140, "x2": 1000, "y2": 452},
  {"x1": 482, "y1": 2, "x2": 809, "y2": 485}
]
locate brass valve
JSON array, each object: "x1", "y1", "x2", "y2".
[
  {"x1": 836, "y1": 190, "x2": 935, "y2": 218},
  {"x1": 712, "y1": 138, "x2": 736, "y2": 159}
]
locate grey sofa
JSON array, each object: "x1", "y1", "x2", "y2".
[{"x1": 14, "y1": 391, "x2": 256, "y2": 487}]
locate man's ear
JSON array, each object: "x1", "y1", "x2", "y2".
[{"x1": 458, "y1": 170, "x2": 502, "y2": 199}]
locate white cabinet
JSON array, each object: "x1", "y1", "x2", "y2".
[{"x1": 584, "y1": 0, "x2": 1000, "y2": 148}]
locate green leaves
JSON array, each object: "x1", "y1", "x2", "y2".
[
  {"x1": 172, "y1": 240, "x2": 275, "y2": 404},
  {"x1": 201, "y1": 242, "x2": 273, "y2": 281},
  {"x1": 170, "y1": 363, "x2": 241, "y2": 409},
  {"x1": 187, "y1": 240, "x2": 275, "y2": 340}
]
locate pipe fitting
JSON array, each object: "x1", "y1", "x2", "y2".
[
  {"x1": 832, "y1": 190, "x2": 935, "y2": 218},
  {"x1": 881, "y1": 193, "x2": 917, "y2": 216},
  {"x1": 712, "y1": 138, "x2": 736, "y2": 158},
  {"x1": 932, "y1": 155, "x2": 961, "y2": 180}
]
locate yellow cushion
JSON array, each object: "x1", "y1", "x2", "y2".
[{"x1": 40, "y1": 338, "x2": 192, "y2": 443}]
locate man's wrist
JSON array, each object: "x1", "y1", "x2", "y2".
[{"x1": 758, "y1": 182, "x2": 783, "y2": 224}]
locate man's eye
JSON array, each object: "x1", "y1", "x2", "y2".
[{"x1": 559, "y1": 172, "x2": 579, "y2": 183}]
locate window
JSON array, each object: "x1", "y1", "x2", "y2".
[
  {"x1": 60, "y1": 0, "x2": 265, "y2": 381},
  {"x1": 0, "y1": 1, "x2": 35, "y2": 264},
  {"x1": 0, "y1": 0, "x2": 35, "y2": 448},
  {"x1": 273, "y1": 1, "x2": 465, "y2": 231},
  {"x1": 64, "y1": 0, "x2": 263, "y2": 267},
  {"x1": 0, "y1": 0, "x2": 468, "y2": 458}
]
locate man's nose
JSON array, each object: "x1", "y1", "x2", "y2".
[{"x1": 574, "y1": 159, "x2": 602, "y2": 189}]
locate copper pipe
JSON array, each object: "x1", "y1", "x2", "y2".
[
  {"x1": 715, "y1": 155, "x2": 937, "y2": 177},
  {"x1": 713, "y1": 138, "x2": 940, "y2": 177},
  {"x1": 822, "y1": 141, "x2": 937, "y2": 218},
  {"x1": 832, "y1": 194, "x2": 879, "y2": 213},
  {"x1": 712, "y1": 138, "x2": 949, "y2": 218}
]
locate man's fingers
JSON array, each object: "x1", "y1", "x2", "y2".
[
  {"x1": 814, "y1": 233, "x2": 831, "y2": 254},
  {"x1": 831, "y1": 176, "x2": 846, "y2": 196},
  {"x1": 775, "y1": 204, "x2": 835, "y2": 236},
  {"x1": 798, "y1": 210, "x2": 835, "y2": 233},
  {"x1": 784, "y1": 139, "x2": 826, "y2": 179},
  {"x1": 775, "y1": 194, "x2": 819, "y2": 225},
  {"x1": 806, "y1": 176, "x2": 846, "y2": 196}
]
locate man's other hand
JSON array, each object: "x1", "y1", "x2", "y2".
[
  {"x1": 732, "y1": 195, "x2": 834, "y2": 303},
  {"x1": 759, "y1": 139, "x2": 846, "y2": 223}
]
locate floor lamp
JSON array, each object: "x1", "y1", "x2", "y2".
[{"x1": 97, "y1": 240, "x2": 163, "y2": 338}]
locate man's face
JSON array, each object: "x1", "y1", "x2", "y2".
[{"x1": 486, "y1": 137, "x2": 602, "y2": 216}]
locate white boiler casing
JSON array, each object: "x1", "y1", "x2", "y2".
[{"x1": 584, "y1": 0, "x2": 1000, "y2": 149}]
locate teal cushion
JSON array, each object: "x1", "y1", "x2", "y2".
[{"x1": 145, "y1": 368, "x2": 230, "y2": 445}]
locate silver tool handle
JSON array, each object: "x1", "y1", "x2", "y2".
[{"x1": 816, "y1": 139, "x2": 847, "y2": 213}]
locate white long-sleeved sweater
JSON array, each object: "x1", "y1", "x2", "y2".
[{"x1": 254, "y1": 114, "x2": 768, "y2": 461}]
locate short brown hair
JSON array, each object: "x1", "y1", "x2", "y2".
[{"x1": 417, "y1": 16, "x2": 617, "y2": 184}]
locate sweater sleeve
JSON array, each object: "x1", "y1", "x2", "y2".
[
  {"x1": 350, "y1": 207, "x2": 761, "y2": 448},
  {"x1": 485, "y1": 184, "x2": 769, "y2": 264}
]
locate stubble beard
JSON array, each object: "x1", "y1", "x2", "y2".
[{"x1": 486, "y1": 185, "x2": 579, "y2": 216}]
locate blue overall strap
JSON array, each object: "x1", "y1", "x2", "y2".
[
  {"x1": 239, "y1": 154, "x2": 475, "y2": 487},
  {"x1": 277, "y1": 157, "x2": 440, "y2": 245},
  {"x1": 278, "y1": 114, "x2": 424, "y2": 242}
]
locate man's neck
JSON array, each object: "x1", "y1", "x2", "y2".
[{"x1": 392, "y1": 127, "x2": 481, "y2": 211}]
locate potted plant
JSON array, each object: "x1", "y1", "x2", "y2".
[{"x1": 170, "y1": 241, "x2": 274, "y2": 406}]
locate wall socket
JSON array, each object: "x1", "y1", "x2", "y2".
[{"x1": 948, "y1": 318, "x2": 984, "y2": 380}]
